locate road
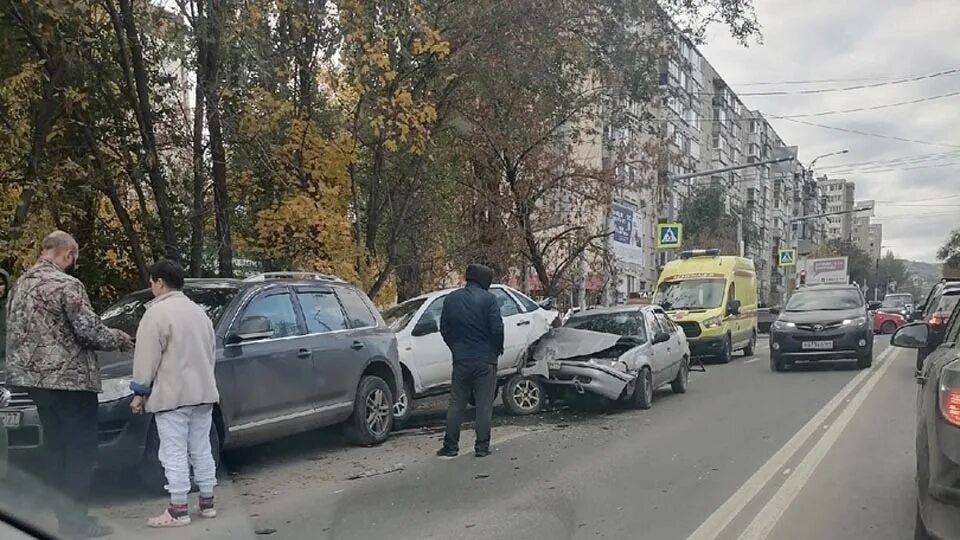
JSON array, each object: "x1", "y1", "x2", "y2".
[{"x1": 5, "y1": 336, "x2": 921, "y2": 539}]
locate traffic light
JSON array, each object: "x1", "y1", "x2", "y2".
[{"x1": 799, "y1": 270, "x2": 807, "y2": 286}]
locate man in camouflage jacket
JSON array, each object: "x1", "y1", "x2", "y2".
[{"x1": 5, "y1": 231, "x2": 132, "y2": 539}]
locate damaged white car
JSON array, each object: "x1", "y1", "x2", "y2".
[{"x1": 525, "y1": 305, "x2": 691, "y2": 409}]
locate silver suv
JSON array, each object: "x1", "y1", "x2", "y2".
[{"x1": 1, "y1": 273, "x2": 401, "y2": 489}]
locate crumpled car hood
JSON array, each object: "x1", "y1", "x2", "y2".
[{"x1": 531, "y1": 328, "x2": 623, "y2": 363}]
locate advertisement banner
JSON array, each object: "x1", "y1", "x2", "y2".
[{"x1": 610, "y1": 203, "x2": 645, "y2": 266}]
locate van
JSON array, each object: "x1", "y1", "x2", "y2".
[{"x1": 654, "y1": 249, "x2": 758, "y2": 363}]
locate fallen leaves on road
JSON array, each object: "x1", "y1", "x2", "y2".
[{"x1": 346, "y1": 463, "x2": 406, "y2": 480}]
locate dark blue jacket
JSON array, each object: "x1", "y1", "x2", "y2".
[{"x1": 440, "y1": 282, "x2": 504, "y2": 365}]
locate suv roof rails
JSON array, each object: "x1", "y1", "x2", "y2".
[{"x1": 242, "y1": 272, "x2": 346, "y2": 283}]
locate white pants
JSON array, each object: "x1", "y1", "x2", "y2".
[{"x1": 155, "y1": 404, "x2": 217, "y2": 501}]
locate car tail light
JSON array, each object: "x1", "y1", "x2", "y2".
[
  {"x1": 929, "y1": 312, "x2": 951, "y2": 327},
  {"x1": 941, "y1": 387, "x2": 960, "y2": 427}
]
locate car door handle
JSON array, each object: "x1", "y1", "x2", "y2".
[
  {"x1": 516, "y1": 321, "x2": 531, "y2": 326},
  {"x1": 297, "y1": 348, "x2": 311, "y2": 358},
  {"x1": 351, "y1": 341, "x2": 365, "y2": 350}
]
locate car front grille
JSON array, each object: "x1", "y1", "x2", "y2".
[
  {"x1": 7, "y1": 392, "x2": 34, "y2": 407},
  {"x1": 677, "y1": 321, "x2": 702, "y2": 338},
  {"x1": 796, "y1": 321, "x2": 844, "y2": 332}
]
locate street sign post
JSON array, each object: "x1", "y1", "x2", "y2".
[
  {"x1": 778, "y1": 249, "x2": 797, "y2": 267},
  {"x1": 656, "y1": 223, "x2": 683, "y2": 249}
]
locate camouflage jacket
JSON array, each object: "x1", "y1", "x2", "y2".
[{"x1": 5, "y1": 260, "x2": 129, "y2": 392}]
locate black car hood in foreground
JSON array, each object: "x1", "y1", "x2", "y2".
[
  {"x1": 777, "y1": 306, "x2": 865, "y2": 324},
  {"x1": 97, "y1": 351, "x2": 134, "y2": 379}
]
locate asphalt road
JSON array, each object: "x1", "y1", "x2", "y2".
[{"x1": 2, "y1": 335, "x2": 922, "y2": 539}]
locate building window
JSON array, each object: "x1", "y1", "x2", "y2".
[{"x1": 626, "y1": 275, "x2": 637, "y2": 293}]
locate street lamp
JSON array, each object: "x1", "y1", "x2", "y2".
[{"x1": 808, "y1": 149, "x2": 849, "y2": 169}]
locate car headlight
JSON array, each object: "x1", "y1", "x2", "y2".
[
  {"x1": 842, "y1": 316, "x2": 867, "y2": 327},
  {"x1": 702, "y1": 316, "x2": 723, "y2": 329},
  {"x1": 98, "y1": 377, "x2": 134, "y2": 404},
  {"x1": 772, "y1": 320, "x2": 796, "y2": 331},
  {"x1": 0, "y1": 386, "x2": 10, "y2": 408}
]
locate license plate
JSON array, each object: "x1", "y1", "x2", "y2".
[
  {"x1": 802, "y1": 340, "x2": 833, "y2": 350},
  {"x1": 547, "y1": 361, "x2": 561, "y2": 370},
  {"x1": 0, "y1": 411, "x2": 21, "y2": 428}
]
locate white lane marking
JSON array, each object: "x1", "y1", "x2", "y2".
[
  {"x1": 737, "y1": 347, "x2": 900, "y2": 540},
  {"x1": 685, "y1": 346, "x2": 895, "y2": 540},
  {"x1": 744, "y1": 358, "x2": 761, "y2": 364}
]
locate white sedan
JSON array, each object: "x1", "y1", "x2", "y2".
[{"x1": 382, "y1": 285, "x2": 559, "y2": 426}]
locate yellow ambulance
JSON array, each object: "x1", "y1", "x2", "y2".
[{"x1": 654, "y1": 249, "x2": 758, "y2": 363}]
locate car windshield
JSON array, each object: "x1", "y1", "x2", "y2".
[
  {"x1": 100, "y1": 287, "x2": 239, "y2": 336},
  {"x1": 880, "y1": 296, "x2": 910, "y2": 309},
  {"x1": 655, "y1": 279, "x2": 725, "y2": 310},
  {"x1": 785, "y1": 289, "x2": 864, "y2": 311},
  {"x1": 565, "y1": 312, "x2": 647, "y2": 341},
  {"x1": 381, "y1": 298, "x2": 426, "y2": 331}
]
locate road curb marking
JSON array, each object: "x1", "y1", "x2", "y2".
[{"x1": 685, "y1": 346, "x2": 895, "y2": 540}]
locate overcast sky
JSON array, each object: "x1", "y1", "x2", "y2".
[{"x1": 700, "y1": 0, "x2": 960, "y2": 263}]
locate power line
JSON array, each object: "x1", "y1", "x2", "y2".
[
  {"x1": 733, "y1": 68, "x2": 960, "y2": 97},
  {"x1": 766, "y1": 90, "x2": 960, "y2": 119},
  {"x1": 733, "y1": 68, "x2": 960, "y2": 87},
  {"x1": 826, "y1": 160, "x2": 960, "y2": 176},
  {"x1": 818, "y1": 150, "x2": 960, "y2": 171},
  {"x1": 773, "y1": 117, "x2": 960, "y2": 149},
  {"x1": 874, "y1": 195, "x2": 960, "y2": 203}
]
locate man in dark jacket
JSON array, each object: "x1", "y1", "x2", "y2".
[{"x1": 437, "y1": 264, "x2": 504, "y2": 458}]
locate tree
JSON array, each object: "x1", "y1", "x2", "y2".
[
  {"x1": 938, "y1": 228, "x2": 960, "y2": 275},
  {"x1": 679, "y1": 184, "x2": 741, "y2": 255}
]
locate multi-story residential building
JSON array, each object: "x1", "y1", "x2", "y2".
[{"x1": 819, "y1": 177, "x2": 856, "y2": 241}]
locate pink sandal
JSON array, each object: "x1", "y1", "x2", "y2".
[{"x1": 148, "y1": 507, "x2": 191, "y2": 528}]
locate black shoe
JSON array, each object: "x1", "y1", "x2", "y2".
[
  {"x1": 436, "y1": 447, "x2": 459, "y2": 457},
  {"x1": 474, "y1": 448, "x2": 491, "y2": 458}
]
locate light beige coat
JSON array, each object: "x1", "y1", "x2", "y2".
[{"x1": 132, "y1": 291, "x2": 219, "y2": 413}]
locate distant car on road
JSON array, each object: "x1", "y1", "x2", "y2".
[
  {"x1": 1, "y1": 273, "x2": 402, "y2": 490},
  {"x1": 873, "y1": 309, "x2": 907, "y2": 335},
  {"x1": 382, "y1": 285, "x2": 558, "y2": 424},
  {"x1": 757, "y1": 306, "x2": 778, "y2": 334},
  {"x1": 889, "y1": 297, "x2": 960, "y2": 540},
  {"x1": 530, "y1": 305, "x2": 690, "y2": 409},
  {"x1": 916, "y1": 283, "x2": 960, "y2": 372},
  {"x1": 768, "y1": 284, "x2": 874, "y2": 371},
  {"x1": 879, "y1": 293, "x2": 915, "y2": 322}
]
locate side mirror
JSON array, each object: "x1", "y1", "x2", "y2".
[
  {"x1": 412, "y1": 318, "x2": 439, "y2": 337},
  {"x1": 868, "y1": 301, "x2": 882, "y2": 311},
  {"x1": 653, "y1": 331, "x2": 671, "y2": 344},
  {"x1": 727, "y1": 299, "x2": 741, "y2": 316},
  {"x1": 229, "y1": 316, "x2": 274, "y2": 343},
  {"x1": 538, "y1": 297, "x2": 555, "y2": 310},
  {"x1": 890, "y1": 322, "x2": 930, "y2": 349}
]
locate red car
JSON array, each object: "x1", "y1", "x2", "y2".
[{"x1": 872, "y1": 309, "x2": 906, "y2": 334}]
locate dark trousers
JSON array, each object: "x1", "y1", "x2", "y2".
[
  {"x1": 27, "y1": 388, "x2": 99, "y2": 533},
  {"x1": 443, "y1": 362, "x2": 497, "y2": 452}
]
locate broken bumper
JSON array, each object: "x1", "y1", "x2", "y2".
[{"x1": 546, "y1": 361, "x2": 634, "y2": 401}]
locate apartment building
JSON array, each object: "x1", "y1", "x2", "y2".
[{"x1": 819, "y1": 177, "x2": 856, "y2": 241}]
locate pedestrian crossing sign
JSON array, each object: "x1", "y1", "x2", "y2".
[
  {"x1": 656, "y1": 223, "x2": 682, "y2": 249},
  {"x1": 778, "y1": 249, "x2": 797, "y2": 267}
]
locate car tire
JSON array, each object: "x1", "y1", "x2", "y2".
[
  {"x1": 743, "y1": 332, "x2": 757, "y2": 357},
  {"x1": 915, "y1": 504, "x2": 933, "y2": 540},
  {"x1": 392, "y1": 377, "x2": 415, "y2": 430},
  {"x1": 671, "y1": 356, "x2": 689, "y2": 394},
  {"x1": 770, "y1": 353, "x2": 786, "y2": 372},
  {"x1": 503, "y1": 374, "x2": 544, "y2": 415},
  {"x1": 138, "y1": 418, "x2": 222, "y2": 494},
  {"x1": 630, "y1": 367, "x2": 653, "y2": 410},
  {"x1": 856, "y1": 350, "x2": 873, "y2": 369},
  {"x1": 345, "y1": 375, "x2": 394, "y2": 446},
  {"x1": 881, "y1": 321, "x2": 897, "y2": 334},
  {"x1": 718, "y1": 336, "x2": 733, "y2": 364}
]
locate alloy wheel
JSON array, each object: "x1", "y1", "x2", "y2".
[
  {"x1": 393, "y1": 390, "x2": 409, "y2": 419},
  {"x1": 513, "y1": 379, "x2": 541, "y2": 411},
  {"x1": 365, "y1": 389, "x2": 391, "y2": 436}
]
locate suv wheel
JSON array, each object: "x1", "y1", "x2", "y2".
[
  {"x1": 503, "y1": 374, "x2": 543, "y2": 415},
  {"x1": 770, "y1": 353, "x2": 786, "y2": 372},
  {"x1": 743, "y1": 332, "x2": 757, "y2": 357},
  {"x1": 881, "y1": 321, "x2": 897, "y2": 334},
  {"x1": 346, "y1": 375, "x2": 394, "y2": 446},
  {"x1": 671, "y1": 356, "x2": 689, "y2": 394},
  {"x1": 139, "y1": 419, "x2": 221, "y2": 493},
  {"x1": 630, "y1": 367, "x2": 653, "y2": 409},
  {"x1": 856, "y1": 349, "x2": 873, "y2": 369},
  {"x1": 392, "y1": 378, "x2": 415, "y2": 430},
  {"x1": 718, "y1": 336, "x2": 733, "y2": 364}
]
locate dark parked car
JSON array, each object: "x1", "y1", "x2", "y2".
[
  {"x1": 890, "y1": 299, "x2": 960, "y2": 540},
  {"x1": 916, "y1": 282, "x2": 960, "y2": 372},
  {"x1": 0, "y1": 273, "x2": 402, "y2": 489},
  {"x1": 768, "y1": 284, "x2": 874, "y2": 371}
]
